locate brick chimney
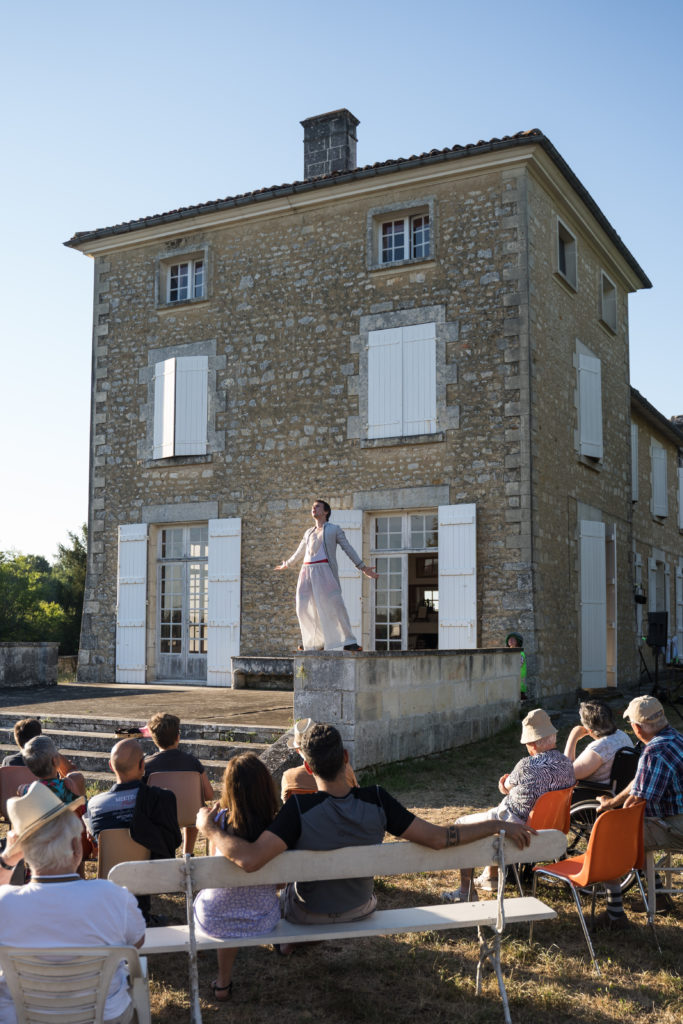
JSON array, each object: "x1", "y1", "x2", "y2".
[{"x1": 301, "y1": 109, "x2": 359, "y2": 180}]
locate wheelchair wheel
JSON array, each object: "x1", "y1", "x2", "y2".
[{"x1": 567, "y1": 799, "x2": 637, "y2": 894}]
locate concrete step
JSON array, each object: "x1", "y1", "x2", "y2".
[{"x1": 0, "y1": 713, "x2": 284, "y2": 746}]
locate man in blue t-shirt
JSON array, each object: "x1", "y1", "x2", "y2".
[{"x1": 197, "y1": 723, "x2": 535, "y2": 951}]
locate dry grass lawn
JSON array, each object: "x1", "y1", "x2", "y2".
[{"x1": 3, "y1": 716, "x2": 682, "y2": 1022}]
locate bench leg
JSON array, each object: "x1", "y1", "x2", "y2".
[{"x1": 476, "y1": 927, "x2": 511, "y2": 1024}]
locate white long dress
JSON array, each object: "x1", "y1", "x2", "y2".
[{"x1": 294, "y1": 529, "x2": 357, "y2": 650}]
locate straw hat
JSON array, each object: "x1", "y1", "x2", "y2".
[
  {"x1": 520, "y1": 708, "x2": 556, "y2": 744},
  {"x1": 623, "y1": 695, "x2": 667, "y2": 729},
  {"x1": 286, "y1": 718, "x2": 316, "y2": 749},
  {"x1": 5, "y1": 782, "x2": 84, "y2": 857}
]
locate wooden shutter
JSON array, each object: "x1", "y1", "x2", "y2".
[
  {"x1": 605, "y1": 524, "x2": 617, "y2": 686},
  {"x1": 651, "y1": 441, "x2": 668, "y2": 517},
  {"x1": 648, "y1": 557, "x2": 658, "y2": 613},
  {"x1": 207, "y1": 518, "x2": 241, "y2": 686},
  {"x1": 631, "y1": 422, "x2": 638, "y2": 502},
  {"x1": 330, "y1": 510, "x2": 364, "y2": 643},
  {"x1": 580, "y1": 520, "x2": 606, "y2": 688},
  {"x1": 438, "y1": 504, "x2": 476, "y2": 649},
  {"x1": 153, "y1": 358, "x2": 176, "y2": 459},
  {"x1": 368, "y1": 328, "x2": 403, "y2": 438},
  {"x1": 578, "y1": 353, "x2": 603, "y2": 459},
  {"x1": 634, "y1": 551, "x2": 643, "y2": 638},
  {"x1": 676, "y1": 563, "x2": 683, "y2": 657},
  {"x1": 679, "y1": 468, "x2": 683, "y2": 530},
  {"x1": 116, "y1": 524, "x2": 148, "y2": 683},
  {"x1": 175, "y1": 356, "x2": 208, "y2": 456},
  {"x1": 402, "y1": 323, "x2": 436, "y2": 436}
]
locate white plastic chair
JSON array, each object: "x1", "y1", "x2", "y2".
[{"x1": 0, "y1": 945, "x2": 150, "y2": 1024}]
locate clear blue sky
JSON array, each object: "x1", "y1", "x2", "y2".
[{"x1": 1, "y1": 0, "x2": 681, "y2": 560}]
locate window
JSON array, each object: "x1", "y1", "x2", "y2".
[
  {"x1": 168, "y1": 259, "x2": 204, "y2": 303},
  {"x1": 368, "y1": 322, "x2": 436, "y2": 439},
  {"x1": 380, "y1": 213, "x2": 430, "y2": 264},
  {"x1": 158, "y1": 526, "x2": 208, "y2": 670},
  {"x1": 679, "y1": 465, "x2": 683, "y2": 530},
  {"x1": 600, "y1": 272, "x2": 617, "y2": 331},
  {"x1": 153, "y1": 355, "x2": 208, "y2": 458},
  {"x1": 631, "y1": 422, "x2": 639, "y2": 501},
  {"x1": 577, "y1": 349, "x2": 603, "y2": 460},
  {"x1": 651, "y1": 440, "x2": 668, "y2": 517},
  {"x1": 557, "y1": 219, "x2": 577, "y2": 289},
  {"x1": 372, "y1": 513, "x2": 439, "y2": 651}
]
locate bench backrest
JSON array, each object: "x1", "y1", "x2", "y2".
[{"x1": 109, "y1": 830, "x2": 567, "y2": 895}]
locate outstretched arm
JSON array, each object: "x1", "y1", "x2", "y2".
[{"x1": 400, "y1": 815, "x2": 535, "y2": 851}]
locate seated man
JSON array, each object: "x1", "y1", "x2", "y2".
[
  {"x1": 280, "y1": 717, "x2": 357, "y2": 802},
  {"x1": 597, "y1": 695, "x2": 683, "y2": 927},
  {"x1": 197, "y1": 723, "x2": 535, "y2": 954},
  {"x1": 445, "y1": 708, "x2": 575, "y2": 901},
  {"x1": 563, "y1": 700, "x2": 633, "y2": 796},
  {"x1": 86, "y1": 738, "x2": 181, "y2": 923},
  {"x1": 0, "y1": 782, "x2": 145, "y2": 1024},
  {"x1": 143, "y1": 712, "x2": 213, "y2": 855},
  {"x1": 2, "y1": 718, "x2": 76, "y2": 775}
]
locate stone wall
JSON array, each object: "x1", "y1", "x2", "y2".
[
  {"x1": 292, "y1": 649, "x2": 519, "y2": 768},
  {"x1": 0, "y1": 643, "x2": 59, "y2": 688}
]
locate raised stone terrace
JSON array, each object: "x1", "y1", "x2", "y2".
[{"x1": 0, "y1": 681, "x2": 293, "y2": 787}]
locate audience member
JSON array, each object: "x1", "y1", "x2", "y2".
[
  {"x1": 444, "y1": 708, "x2": 575, "y2": 901},
  {"x1": 597, "y1": 695, "x2": 683, "y2": 927},
  {"x1": 143, "y1": 712, "x2": 213, "y2": 855},
  {"x1": 198, "y1": 723, "x2": 535, "y2": 955},
  {"x1": 280, "y1": 718, "x2": 357, "y2": 802},
  {"x1": 506, "y1": 631, "x2": 527, "y2": 699},
  {"x1": 194, "y1": 754, "x2": 280, "y2": 1001},
  {"x1": 20, "y1": 735, "x2": 86, "y2": 801},
  {"x1": 2, "y1": 718, "x2": 76, "y2": 775},
  {"x1": 0, "y1": 782, "x2": 145, "y2": 1024},
  {"x1": 563, "y1": 700, "x2": 633, "y2": 795}
]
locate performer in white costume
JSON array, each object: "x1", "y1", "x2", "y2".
[{"x1": 275, "y1": 500, "x2": 378, "y2": 651}]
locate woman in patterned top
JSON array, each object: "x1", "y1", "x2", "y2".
[
  {"x1": 194, "y1": 754, "x2": 280, "y2": 1002},
  {"x1": 443, "y1": 708, "x2": 575, "y2": 902}
]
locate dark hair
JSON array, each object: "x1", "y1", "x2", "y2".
[
  {"x1": 315, "y1": 499, "x2": 331, "y2": 522},
  {"x1": 220, "y1": 754, "x2": 279, "y2": 842},
  {"x1": 300, "y1": 724, "x2": 344, "y2": 781},
  {"x1": 14, "y1": 718, "x2": 42, "y2": 748},
  {"x1": 579, "y1": 700, "x2": 617, "y2": 738},
  {"x1": 147, "y1": 712, "x2": 180, "y2": 749}
]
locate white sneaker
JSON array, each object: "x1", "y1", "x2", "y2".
[
  {"x1": 474, "y1": 872, "x2": 498, "y2": 891},
  {"x1": 441, "y1": 887, "x2": 479, "y2": 904}
]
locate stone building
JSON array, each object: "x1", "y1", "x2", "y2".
[
  {"x1": 67, "y1": 109, "x2": 674, "y2": 699},
  {"x1": 630, "y1": 388, "x2": 683, "y2": 666}
]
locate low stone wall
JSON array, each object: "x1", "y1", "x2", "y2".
[
  {"x1": 293, "y1": 649, "x2": 519, "y2": 769},
  {"x1": 0, "y1": 643, "x2": 59, "y2": 689}
]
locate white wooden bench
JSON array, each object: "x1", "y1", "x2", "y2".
[{"x1": 110, "y1": 829, "x2": 566, "y2": 1024}]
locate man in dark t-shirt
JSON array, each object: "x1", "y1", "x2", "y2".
[{"x1": 197, "y1": 723, "x2": 535, "y2": 947}]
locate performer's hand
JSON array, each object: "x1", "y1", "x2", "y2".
[
  {"x1": 363, "y1": 566, "x2": 379, "y2": 580},
  {"x1": 273, "y1": 562, "x2": 287, "y2": 571}
]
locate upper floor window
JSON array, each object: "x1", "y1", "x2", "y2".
[
  {"x1": 600, "y1": 272, "x2": 617, "y2": 332},
  {"x1": 557, "y1": 219, "x2": 577, "y2": 289},
  {"x1": 577, "y1": 346, "x2": 602, "y2": 460},
  {"x1": 368, "y1": 322, "x2": 436, "y2": 439},
  {"x1": 153, "y1": 355, "x2": 208, "y2": 459},
  {"x1": 651, "y1": 439, "x2": 668, "y2": 518},
  {"x1": 381, "y1": 213, "x2": 430, "y2": 264},
  {"x1": 168, "y1": 259, "x2": 204, "y2": 303}
]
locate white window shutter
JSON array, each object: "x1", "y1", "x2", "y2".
[
  {"x1": 116, "y1": 524, "x2": 148, "y2": 683},
  {"x1": 368, "y1": 328, "x2": 403, "y2": 438},
  {"x1": 676, "y1": 563, "x2": 683, "y2": 658},
  {"x1": 605, "y1": 524, "x2": 617, "y2": 686},
  {"x1": 330, "y1": 510, "x2": 364, "y2": 642},
  {"x1": 402, "y1": 323, "x2": 436, "y2": 436},
  {"x1": 153, "y1": 358, "x2": 176, "y2": 459},
  {"x1": 635, "y1": 551, "x2": 643, "y2": 638},
  {"x1": 648, "y1": 557, "x2": 658, "y2": 612},
  {"x1": 207, "y1": 518, "x2": 241, "y2": 686},
  {"x1": 580, "y1": 520, "x2": 606, "y2": 688},
  {"x1": 438, "y1": 504, "x2": 477, "y2": 649},
  {"x1": 651, "y1": 441, "x2": 668, "y2": 517},
  {"x1": 631, "y1": 422, "x2": 638, "y2": 502},
  {"x1": 578, "y1": 354, "x2": 603, "y2": 459},
  {"x1": 175, "y1": 356, "x2": 208, "y2": 456},
  {"x1": 679, "y1": 468, "x2": 683, "y2": 530}
]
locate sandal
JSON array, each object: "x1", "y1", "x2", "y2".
[{"x1": 210, "y1": 980, "x2": 233, "y2": 1002}]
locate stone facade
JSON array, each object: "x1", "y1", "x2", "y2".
[{"x1": 67, "y1": 116, "x2": 671, "y2": 700}]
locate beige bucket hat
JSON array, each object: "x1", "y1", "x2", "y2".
[
  {"x1": 286, "y1": 718, "x2": 316, "y2": 749},
  {"x1": 623, "y1": 695, "x2": 667, "y2": 728},
  {"x1": 520, "y1": 708, "x2": 557, "y2": 744},
  {"x1": 5, "y1": 781, "x2": 84, "y2": 857}
]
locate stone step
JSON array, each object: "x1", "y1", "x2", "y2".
[{"x1": 0, "y1": 713, "x2": 285, "y2": 746}]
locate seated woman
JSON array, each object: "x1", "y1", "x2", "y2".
[
  {"x1": 563, "y1": 700, "x2": 633, "y2": 794},
  {"x1": 194, "y1": 754, "x2": 280, "y2": 1002}
]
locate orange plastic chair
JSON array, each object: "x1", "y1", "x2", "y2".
[
  {"x1": 511, "y1": 786, "x2": 574, "y2": 895},
  {"x1": 282, "y1": 785, "x2": 318, "y2": 802},
  {"x1": 147, "y1": 771, "x2": 204, "y2": 829},
  {"x1": 97, "y1": 828, "x2": 151, "y2": 879},
  {"x1": 530, "y1": 800, "x2": 650, "y2": 973},
  {"x1": 0, "y1": 766, "x2": 37, "y2": 821}
]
